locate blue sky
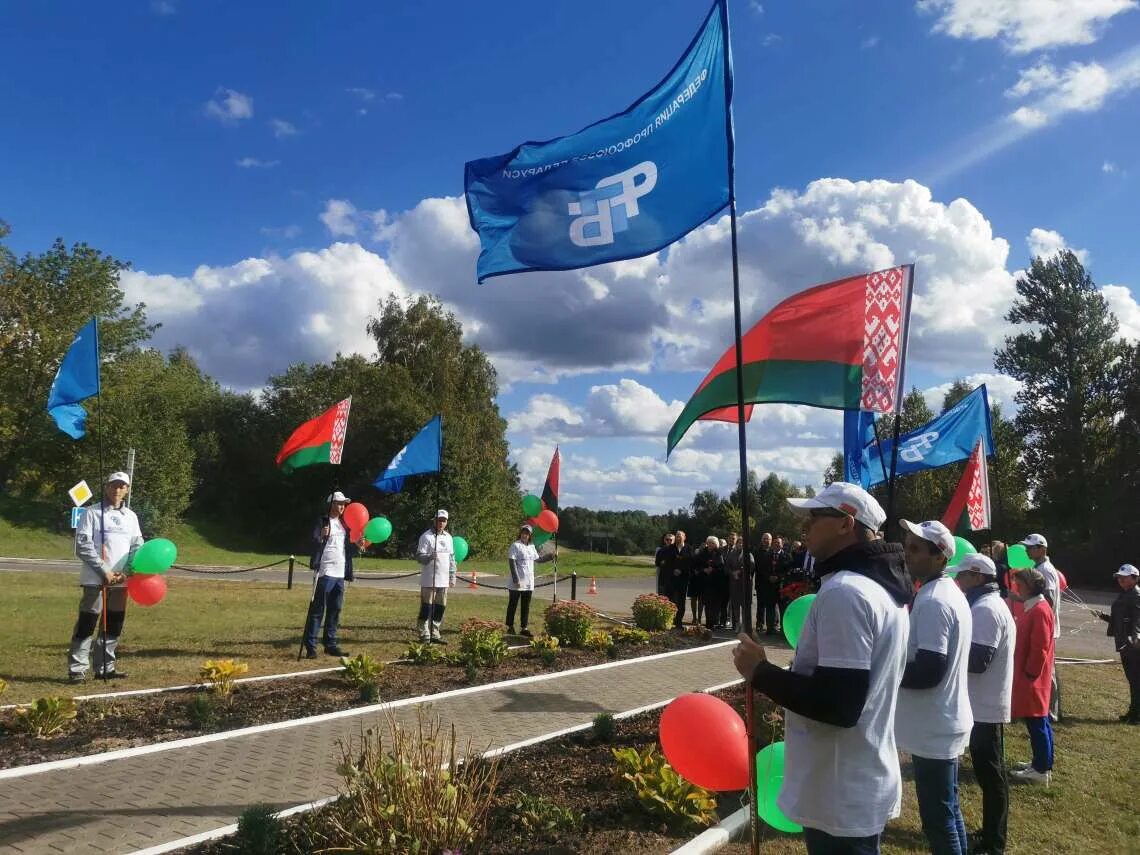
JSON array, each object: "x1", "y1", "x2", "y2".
[{"x1": 4, "y1": 0, "x2": 1139, "y2": 512}]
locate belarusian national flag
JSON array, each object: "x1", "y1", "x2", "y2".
[
  {"x1": 541, "y1": 447, "x2": 560, "y2": 513},
  {"x1": 275, "y1": 398, "x2": 352, "y2": 474},
  {"x1": 941, "y1": 439, "x2": 992, "y2": 531},
  {"x1": 667, "y1": 265, "x2": 914, "y2": 456}
]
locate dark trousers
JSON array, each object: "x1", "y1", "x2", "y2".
[
  {"x1": 704, "y1": 585, "x2": 724, "y2": 630},
  {"x1": 968, "y1": 722, "x2": 1007, "y2": 854},
  {"x1": 506, "y1": 589, "x2": 532, "y2": 629},
  {"x1": 1024, "y1": 716, "x2": 1054, "y2": 772},
  {"x1": 757, "y1": 600, "x2": 778, "y2": 633},
  {"x1": 669, "y1": 582, "x2": 687, "y2": 627},
  {"x1": 1123, "y1": 649, "x2": 1140, "y2": 718},
  {"x1": 912, "y1": 755, "x2": 968, "y2": 855},
  {"x1": 803, "y1": 827, "x2": 880, "y2": 855},
  {"x1": 304, "y1": 575, "x2": 345, "y2": 652}
]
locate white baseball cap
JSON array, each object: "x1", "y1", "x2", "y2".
[
  {"x1": 1115, "y1": 564, "x2": 1139, "y2": 578},
  {"x1": 899, "y1": 519, "x2": 956, "y2": 559},
  {"x1": 435, "y1": 509, "x2": 449, "y2": 520},
  {"x1": 788, "y1": 482, "x2": 886, "y2": 532},
  {"x1": 326, "y1": 491, "x2": 350, "y2": 503},
  {"x1": 957, "y1": 553, "x2": 998, "y2": 576},
  {"x1": 106, "y1": 471, "x2": 131, "y2": 486},
  {"x1": 1020, "y1": 533, "x2": 1048, "y2": 548}
]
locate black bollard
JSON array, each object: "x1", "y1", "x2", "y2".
[
  {"x1": 287, "y1": 555, "x2": 295, "y2": 590},
  {"x1": 571, "y1": 571, "x2": 578, "y2": 601}
]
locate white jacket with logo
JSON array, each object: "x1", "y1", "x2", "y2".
[
  {"x1": 416, "y1": 528, "x2": 457, "y2": 588},
  {"x1": 75, "y1": 502, "x2": 144, "y2": 587}
]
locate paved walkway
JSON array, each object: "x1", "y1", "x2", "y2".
[{"x1": 0, "y1": 642, "x2": 780, "y2": 854}]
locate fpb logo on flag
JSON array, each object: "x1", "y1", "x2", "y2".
[
  {"x1": 899, "y1": 431, "x2": 940, "y2": 463},
  {"x1": 568, "y1": 161, "x2": 658, "y2": 247}
]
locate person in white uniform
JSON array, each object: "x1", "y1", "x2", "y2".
[
  {"x1": 897, "y1": 519, "x2": 973, "y2": 855},
  {"x1": 415, "y1": 509, "x2": 457, "y2": 643},
  {"x1": 506, "y1": 523, "x2": 554, "y2": 636},
  {"x1": 68, "y1": 471, "x2": 144, "y2": 682}
]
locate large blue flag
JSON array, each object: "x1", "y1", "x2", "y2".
[
  {"x1": 854, "y1": 385, "x2": 995, "y2": 488},
  {"x1": 46, "y1": 318, "x2": 100, "y2": 440},
  {"x1": 464, "y1": 0, "x2": 731, "y2": 283},
  {"x1": 373, "y1": 415, "x2": 442, "y2": 493}
]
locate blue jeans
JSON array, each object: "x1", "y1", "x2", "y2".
[
  {"x1": 912, "y1": 756, "x2": 968, "y2": 855},
  {"x1": 803, "y1": 828, "x2": 880, "y2": 855},
  {"x1": 304, "y1": 575, "x2": 345, "y2": 652},
  {"x1": 1024, "y1": 716, "x2": 1054, "y2": 772}
]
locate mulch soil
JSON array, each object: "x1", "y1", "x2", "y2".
[{"x1": 0, "y1": 629, "x2": 718, "y2": 769}]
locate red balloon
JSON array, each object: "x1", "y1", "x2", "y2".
[
  {"x1": 659, "y1": 693, "x2": 749, "y2": 791},
  {"x1": 343, "y1": 503, "x2": 369, "y2": 540},
  {"x1": 1058, "y1": 570, "x2": 1068, "y2": 591},
  {"x1": 127, "y1": 574, "x2": 167, "y2": 607},
  {"x1": 536, "y1": 509, "x2": 559, "y2": 533}
]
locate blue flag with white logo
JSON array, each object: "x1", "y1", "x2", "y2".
[
  {"x1": 857, "y1": 385, "x2": 994, "y2": 488},
  {"x1": 46, "y1": 317, "x2": 100, "y2": 440},
  {"x1": 843, "y1": 410, "x2": 877, "y2": 487},
  {"x1": 464, "y1": 0, "x2": 731, "y2": 283},
  {"x1": 373, "y1": 415, "x2": 442, "y2": 493}
]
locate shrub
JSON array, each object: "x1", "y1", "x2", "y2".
[
  {"x1": 458, "y1": 618, "x2": 509, "y2": 668},
  {"x1": 683, "y1": 625, "x2": 713, "y2": 641},
  {"x1": 185, "y1": 693, "x2": 219, "y2": 730},
  {"x1": 12, "y1": 697, "x2": 78, "y2": 738},
  {"x1": 341, "y1": 653, "x2": 384, "y2": 689},
  {"x1": 199, "y1": 659, "x2": 249, "y2": 697},
  {"x1": 585, "y1": 629, "x2": 614, "y2": 655},
  {"x1": 358, "y1": 682, "x2": 380, "y2": 703},
  {"x1": 0, "y1": 677, "x2": 7, "y2": 697},
  {"x1": 611, "y1": 626, "x2": 651, "y2": 646},
  {"x1": 612, "y1": 743, "x2": 717, "y2": 829},
  {"x1": 510, "y1": 791, "x2": 583, "y2": 836},
  {"x1": 530, "y1": 634, "x2": 560, "y2": 666},
  {"x1": 333, "y1": 708, "x2": 502, "y2": 853},
  {"x1": 543, "y1": 601, "x2": 595, "y2": 647},
  {"x1": 592, "y1": 712, "x2": 616, "y2": 742},
  {"x1": 631, "y1": 593, "x2": 677, "y2": 631},
  {"x1": 235, "y1": 804, "x2": 281, "y2": 855},
  {"x1": 404, "y1": 642, "x2": 446, "y2": 664}
]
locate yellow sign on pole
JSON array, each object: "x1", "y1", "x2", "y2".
[{"x1": 68, "y1": 480, "x2": 93, "y2": 507}]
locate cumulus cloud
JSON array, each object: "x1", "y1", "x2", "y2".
[
  {"x1": 1026, "y1": 227, "x2": 1090, "y2": 263},
  {"x1": 204, "y1": 88, "x2": 253, "y2": 123},
  {"x1": 235, "y1": 157, "x2": 279, "y2": 169},
  {"x1": 921, "y1": 373, "x2": 1023, "y2": 413},
  {"x1": 1004, "y1": 60, "x2": 1136, "y2": 128},
  {"x1": 1103, "y1": 284, "x2": 1140, "y2": 341},
  {"x1": 319, "y1": 199, "x2": 389, "y2": 240},
  {"x1": 270, "y1": 118, "x2": 298, "y2": 138},
  {"x1": 1103, "y1": 160, "x2": 1118, "y2": 173},
  {"x1": 917, "y1": 0, "x2": 1137, "y2": 53}
]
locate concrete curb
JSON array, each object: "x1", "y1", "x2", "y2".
[{"x1": 670, "y1": 805, "x2": 750, "y2": 854}]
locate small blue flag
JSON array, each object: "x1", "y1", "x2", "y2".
[
  {"x1": 46, "y1": 318, "x2": 100, "y2": 439},
  {"x1": 843, "y1": 410, "x2": 877, "y2": 487},
  {"x1": 464, "y1": 0, "x2": 731, "y2": 283},
  {"x1": 859, "y1": 385, "x2": 995, "y2": 488},
  {"x1": 373, "y1": 415, "x2": 442, "y2": 493}
]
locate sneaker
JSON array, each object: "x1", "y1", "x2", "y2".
[
  {"x1": 505, "y1": 625, "x2": 517, "y2": 635},
  {"x1": 430, "y1": 636, "x2": 448, "y2": 645},
  {"x1": 1010, "y1": 768, "x2": 1050, "y2": 785},
  {"x1": 325, "y1": 646, "x2": 348, "y2": 657},
  {"x1": 67, "y1": 673, "x2": 86, "y2": 684},
  {"x1": 1010, "y1": 760, "x2": 1032, "y2": 773},
  {"x1": 95, "y1": 670, "x2": 127, "y2": 680},
  {"x1": 519, "y1": 628, "x2": 533, "y2": 637},
  {"x1": 304, "y1": 649, "x2": 318, "y2": 659}
]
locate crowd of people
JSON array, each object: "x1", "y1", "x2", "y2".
[{"x1": 653, "y1": 529, "x2": 818, "y2": 633}]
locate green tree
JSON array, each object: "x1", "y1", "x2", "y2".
[{"x1": 994, "y1": 250, "x2": 1125, "y2": 541}]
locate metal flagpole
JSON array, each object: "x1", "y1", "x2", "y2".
[{"x1": 716, "y1": 3, "x2": 759, "y2": 853}]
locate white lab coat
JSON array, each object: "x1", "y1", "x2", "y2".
[{"x1": 416, "y1": 528, "x2": 457, "y2": 588}]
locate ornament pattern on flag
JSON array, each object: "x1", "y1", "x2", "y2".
[
  {"x1": 330, "y1": 397, "x2": 352, "y2": 464},
  {"x1": 860, "y1": 266, "x2": 906, "y2": 413},
  {"x1": 966, "y1": 440, "x2": 991, "y2": 530}
]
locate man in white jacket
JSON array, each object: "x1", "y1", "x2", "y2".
[
  {"x1": 68, "y1": 472, "x2": 144, "y2": 682},
  {"x1": 415, "y1": 509, "x2": 457, "y2": 643}
]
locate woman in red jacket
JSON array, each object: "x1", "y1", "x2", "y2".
[{"x1": 1009, "y1": 567, "x2": 1056, "y2": 785}]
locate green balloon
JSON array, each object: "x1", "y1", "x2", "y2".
[
  {"x1": 781, "y1": 594, "x2": 815, "y2": 649},
  {"x1": 532, "y1": 529, "x2": 553, "y2": 548},
  {"x1": 452, "y1": 535, "x2": 469, "y2": 563},
  {"x1": 131, "y1": 538, "x2": 177, "y2": 575},
  {"x1": 947, "y1": 536, "x2": 976, "y2": 567},
  {"x1": 363, "y1": 516, "x2": 393, "y2": 544},
  {"x1": 755, "y1": 742, "x2": 802, "y2": 833},
  {"x1": 1007, "y1": 543, "x2": 1035, "y2": 569},
  {"x1": 521, "y1": 494, "x2": 543, "y2": 518}
]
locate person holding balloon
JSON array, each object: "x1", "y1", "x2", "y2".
[
  {"x1": 506, "y1": 523, "x2": 554, "y2": 636},
  {"x1": 303, "y1": 492, "x2": 368, "y2": 659},
  {"x1": 733, "y1": 482, "x2": 912, "y2": 855},
  {"x1": 415, "y1": 509, "x2": 458, "y2": 644},
  {"x1": 68, "y1": 471, "x2": 144, "y2": 683}
]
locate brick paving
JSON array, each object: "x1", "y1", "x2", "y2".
[{"x1": 0, "y1": 641, "x2": 787, "y2": 854}]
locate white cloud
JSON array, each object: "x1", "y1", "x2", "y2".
[
  {"x1": 761, "y1": 33, "x2": 782, "y2": 47},
  {"x1": 204, "y1": 88, "x2": 253, "y2": 123},
  {"x1": 1102, "y1": 160, "x2": 1118, "y2": 173},
  {"x1": 346, "y1": 87, "x2": 376, "y2": 101},
  {"x1": 917, "y1": 0, "x2": 1138, "y2": 53},
  {"x1": 1008, "y1": 106, "x2": 1049, "y2": 128},
  {"x1": 235, "y1": 157, "x2": 280, "y2": 169},
  {"x1": 921, "y1": 373, "x2": 1024, "y2": 413},
  {"x1": 319, "y1": 199, "x2": 360, "y2": 238},
  {"x1": 385, "y1": 92, "x2": 404, "y2": 101},
  {"x1": 1026, "y1": 227, "x2": 1089, "y2": 263},
  {"x1": 861, "y1": 35, "x2": 881, "y2": 49},
  {"x1": 1102, "y1": 284, "x2": 1140, "y2": 341},
  {"x1": 1005, "y1": 60, "x2": 1127, "y2": 127},
  {"x1": 270, "y1": 118, "x2": 298, "y2": 138},
  {"x1": 749, "y1": 1, "x2": 764, "y2": 13},
  {"x1": 260, "y1": 225, "x2": 303, "y2": 239}
]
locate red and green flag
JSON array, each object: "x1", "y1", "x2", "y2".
[
  {"x1": 275, "y1": 397, "x2": 352, "y2": 474},
  {"x1": 541, "y1": 446, "x2": 560, "y2": 514},
  {"x1": 667, "y1": 265, "x2": 913, "y2": 456}
]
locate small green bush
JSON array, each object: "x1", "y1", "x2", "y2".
[
  {"x1": 235, "y1": 804, "x2": 281, "y2": 855},
  {"x1": 592, "y1": 712, "x2": 616, "y2": 742},
  {"x1": 585, "y1": 629, "x2": 614, "y2": 654},
  {"x1": 404, "y1": 642, "x2": 446, "y2": 664},
  {"x1": 543, "y1": 601, "x2": 596, "y2": 647},
  {"x1": 611, "y1": 625, "x2": 651, "y2": 645},
  {"x1": 341, "y1": 653, "x2": 384, "y2": 689},
  {"x1": 631, "y1": 593, "x2": 677, "y2": 631},
  {"x1": 612, "y1": 743, "x2": 717, "y2": 829},
  {"x1": 12, "y1": 697, "x2": 78, "y2": 738},
  {"x1": 510, "y1": 791, "x2": 583, "y2": 836},
  {"x1": 458, "y1": 618, "x2": 509, "y2": 668},
  {"x1": 185, "y1": 693, "x2": 219, "y2": 730}
]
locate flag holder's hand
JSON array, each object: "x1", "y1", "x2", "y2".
[{"x1": 733, "y1": 633, "x2": 767, "y2": 681}]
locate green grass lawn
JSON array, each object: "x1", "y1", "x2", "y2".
[
  {"x1": 0, "y1": 572, "x2": 530, "y2": 704},
  {"x1": 0, "y1": 512, "x2": 653, "y2": 578}
]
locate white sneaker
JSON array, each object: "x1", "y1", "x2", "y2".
[
  {"x1": 1010, "y1": 761, "x2": 1032, "y2": 772},
  {"x1": 1010, "y1": 768, "x2": 1050, "y2": 785}
]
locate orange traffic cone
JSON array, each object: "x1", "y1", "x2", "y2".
[
  {"x1": 587, "y1": 576, "x2": 598, "y2": 595},
  {"x1": 468, "y1": 570, "x2": 479, "y2": 590}
]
